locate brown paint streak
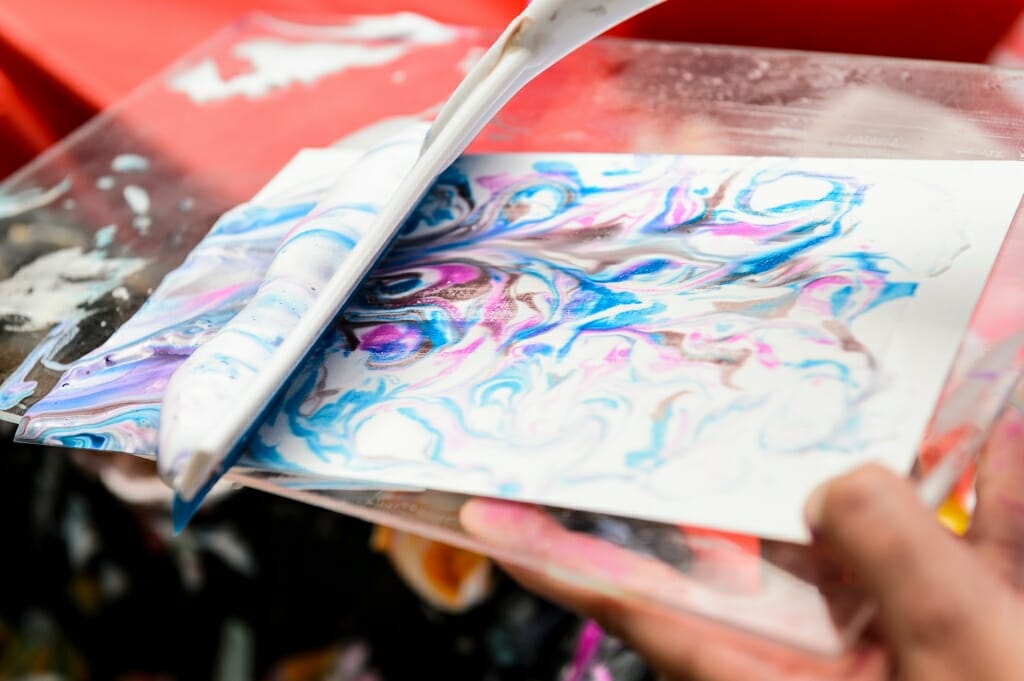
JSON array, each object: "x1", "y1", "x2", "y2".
[
  {"x1": 713, "y1": 293, "x2": 797, "y2": 317},
  {"x1": 822, "y1": 319, "x2": 876, "y2": 368},
  {"x1": 657, "y1": 330, "x2": 750, "y2": 388},
  {"x1": 652, "y1": 389, "x2": 691, "y2": 421},
  {"x1": 719, "y1": 348, "x2": 751, "y2": 389}
]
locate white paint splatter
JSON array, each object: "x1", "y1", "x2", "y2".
[
  {"x1": 111, "y1": 154, "x2": 150, "y2": 172},
  {"x1": 111, "y1": 286, "x2": 130, "y2": 301},
  {"x1": 0, "y1": 179, "x2": 70, "y2": 220},
  {"x1": 263, "y1": 12, "x2": 457, "y2": 45},
  {"x1": 168, "y1": 41, "x2": 404, "y2": 103},
  {"x1": 0, "y1": 248, "x2": 146, "y2": 333},
  {"x1": 40, "y1": 357, "x2": 72, "y2": 372},
  {"x1": 94, "y1": 224, "x2": 117, "y2": 248},
  {"x1": 132, "y1": 215, "x2": 152, "y2": 234},
  {"x1": 166, "y1": 13, "x2": 456, "y2": 104},
  {"x1": 96, "y1": 176, "x2": 116, "y2": 190},
  {"x1": 123, "y1": 185, "x2": 150, "y2": 214},
  {"x1": 0, "y1": 318, "x2": 80, "y2": 411}
]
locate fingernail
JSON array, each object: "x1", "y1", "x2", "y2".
[
  {"x1": 460, "y1": 498, "x2": 536, "y2": 548},
  {"x1": 804, "y1": 483, "x2": 827, "y2": 532},
  {"x1": 481, "y1": 499, "x2": 534, "y2": 525}
]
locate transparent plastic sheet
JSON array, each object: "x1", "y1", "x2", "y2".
[{"x1": 3, "y1": 13, "x2": 1024, "y2": 655}]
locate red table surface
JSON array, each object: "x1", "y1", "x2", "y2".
[{"x1": 2, "y1": 0, "x2": 1024, "y2": 180}]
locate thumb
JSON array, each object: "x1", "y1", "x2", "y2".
[
  {"x1": 804, "y1": 464, "x2": 995, "y2": 654},
  {"x1": 967, "y1": 406, "x2": 1024, "y2": 588}
]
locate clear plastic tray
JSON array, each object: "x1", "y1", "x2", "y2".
[{"x1": 3, "y1": 13, "x2": 1024, "y2": 655}]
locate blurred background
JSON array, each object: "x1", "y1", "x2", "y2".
[
  {"x1": 3, "y1": 1, "x2": 1024, "y2": 679},
  {"x1": 5, "y1": 0, "x2": 1024, "y2": 182}
]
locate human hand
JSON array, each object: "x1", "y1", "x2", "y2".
[{"x1": 460, "y1": 408, "x2": 1024, "y2": 680}]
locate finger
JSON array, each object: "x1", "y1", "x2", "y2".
[
  {"x1": 967, "y1": 406, "x2": 1024, "y2": 590},
  {"x1": 505, "y1": 560, "x2": 885, "y2": 681},
  {"x1": 805, "y1": 464, "x2": 997, "y2": 652},
  {"x1": 462, "y1": 498, "x2": 885, "y2": 681},
  {"x1": 497, "y1": 560, "x2": 765, "y2": 681},
  {"x1": 458, "y1": 497, "x2": 677, "y2": 621}
]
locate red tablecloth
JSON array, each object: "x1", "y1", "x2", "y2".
[{"x1": 3, "y1": 0, "x2": 1024, "y2": 179}]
